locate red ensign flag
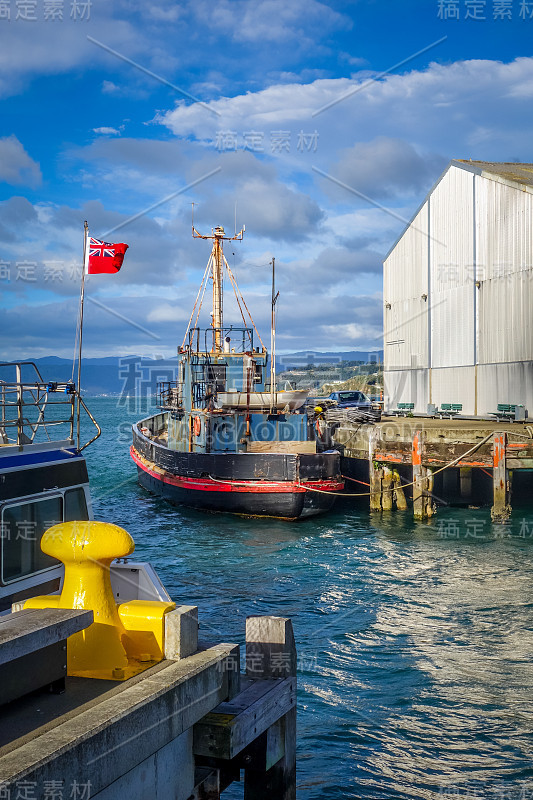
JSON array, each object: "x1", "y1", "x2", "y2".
[{"x1": 85, "y1": 237, "x2": 129, "y2": 275}]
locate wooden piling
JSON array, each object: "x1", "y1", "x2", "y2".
[
  {"x1": 491, "y1": 433, "x2": 511, "y2": 521},
  {"x1": 392, "y1": 470, "x2": 408, "y2": 510},
  {"x1": 369, "y1": 430, "x2": 382, "y2": 511},
  {"x1": 382, "y1": 466, "x2": 393, "y2": 511},
  {"x1": 369, "y1": 463, "x2": 383, "y2": 511},
  {"x1": 244, "y1": 616, "x2": 296, "y2": 800},
  {"x1": 424, "y1": 467, "x2": 436, "y2": 518},
  {"x1": 412, "y1": 430, "x2": 425, "y2": 520}
]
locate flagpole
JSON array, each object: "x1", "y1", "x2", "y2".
[{"x1": 77, "y1": 220, "x2": 88, "y2": 451}]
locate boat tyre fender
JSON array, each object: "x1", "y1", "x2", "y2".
[{"x1": 194, "y1": 416, "x2": 201, "y2": 437}]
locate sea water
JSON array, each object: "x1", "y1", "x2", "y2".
[{"x1": 83, "y1": 398, "x2": 533, "y2": 799}]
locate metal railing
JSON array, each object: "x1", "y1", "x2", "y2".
[
  {"x1": 157, "y1": 381, "x2": 184, "y2": 410},
  {"x1": 0, "y1": 362, "x2": 100, "y2": 451},
  {"x1": 182, "y1": 326, "x2": 256, "y2": 355}
]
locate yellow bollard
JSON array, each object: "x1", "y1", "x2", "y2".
[{"x1": 23, "y1": 521, "x2": 175, "y2": 680}]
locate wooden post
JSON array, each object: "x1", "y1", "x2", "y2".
[
  {"x1": 244, "y1": 617, "x2": 296, "y2": 800},
  {"x1": 424, "y1": 467, "x2": 436, "y2": 518},
  {"x1": 392, "y1": 470, "x2": 408, "y2": 510},
  {"x1": 382, "y1": 466, "x2": 393, "y2": 511},
  {"x1": 369, "y1": 462, "x2": 383, "y2": 511},
  {"x1": 491, "y1": 433, "x2": 511, "y2": 521},
  {"x1": 412, "y1": 430, "x2": 425, "y2": 520},
  {"x1": 368, "y1": 428, "x2": 382, "y2": 511}
]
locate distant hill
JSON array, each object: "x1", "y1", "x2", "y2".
[
  {"x1": 276, "y1": 350, "x2": 382, "y2": 368},
  {"x1": 11, "y1": 351, "x2": 383, "y2": 395}
]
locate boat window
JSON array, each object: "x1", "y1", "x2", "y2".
[
  {"x1": 206, "y1": 364, "x2": 226, "y2": 392},
  {"x1": 1, "y1": 496, "x2": 62, "y2": 584},
  {"x1": 64, "y1": 487, "x2": 89, "y2": 521}
]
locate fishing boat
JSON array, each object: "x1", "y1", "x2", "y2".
[
  {"x1": 131, "y1": 223, "x2": 343, "y2": 519},
  {"x1": 0, "y1": 361, "x2": 170, "y2": 613}
]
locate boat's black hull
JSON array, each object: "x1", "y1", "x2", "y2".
[{"x1": 131, "y1": 425, "x2": 343, "y2": 520}]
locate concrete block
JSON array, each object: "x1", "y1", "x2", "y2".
[{"x1": 164, "y1": 606, "x2": 198, "y2": 660}]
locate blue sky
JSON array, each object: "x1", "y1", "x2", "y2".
[{"x1": 2, "y1": 0, "x2": 533, "y2": 359}]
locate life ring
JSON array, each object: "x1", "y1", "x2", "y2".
[{"x1": 193, "y1": 416, "x2": 202, "y2": 437}]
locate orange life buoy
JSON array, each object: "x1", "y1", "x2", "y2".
[{"x1": 193, "y1": 416, "x2": 201, "y2": 437}]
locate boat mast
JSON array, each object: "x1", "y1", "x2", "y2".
[
  {"x1": 192, "y1": 216, "x2": 245, "y2": 353},
  {"x1": 212, "y1": 227, "x2": 224, "y2": 353}
]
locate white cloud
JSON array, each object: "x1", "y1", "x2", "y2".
[
  {"x1": 0, "y1": 136, "x2": 41, "y2": 188},
  {"x1": 190, "y1": 0, "x2": 350, "y2": 44},
  {"x1": 147, "y1": 304, "x2": 189, "y2": 323},
  {"x1": 102, "y1": 80, "x2": 120, "y2": 94},
  {"x1": 93, "y1": 127, "x2": 121, "y2": 136},
  {"x1": 159, "y1": 56, "x2": 533, "y2": 165}
]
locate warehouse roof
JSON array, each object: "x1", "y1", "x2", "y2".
[{"x1": 454, "y1": 159, "x2": 533, "y2": 190}]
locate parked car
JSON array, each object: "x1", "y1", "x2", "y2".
[{"x1": 328, "y1": 390, "x2": 374, "y2": 410}]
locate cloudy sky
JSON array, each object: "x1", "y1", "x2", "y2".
[{"x1": 1, "y1": 0, "x2": 533, "y2": 359}]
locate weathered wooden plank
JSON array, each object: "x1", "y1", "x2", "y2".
[
  {"x1": 193, "y1": 676, "x2": 295, "y2": 760},
  {"x1": 247, "y1": 441, "x2": 316, "y2": 454},
  {"x1": 0, "y1": 609, "x2": 93, "y2": 665}
]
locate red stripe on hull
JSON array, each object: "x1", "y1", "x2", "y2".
[{"x1": 130, "y1": 446, "x2": 344, "y2": 494}]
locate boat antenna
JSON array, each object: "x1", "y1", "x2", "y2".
[{"x1": 270, "y1": 257, "x2": 279, "y2": 415}]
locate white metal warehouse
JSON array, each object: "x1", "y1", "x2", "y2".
[{"x1": 383, "y1": 160, "x2": 533, "y2": 416}]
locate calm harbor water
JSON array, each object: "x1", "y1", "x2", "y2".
[{"x1": 84, "y1": 398, "x2": 533, "y2": 799}]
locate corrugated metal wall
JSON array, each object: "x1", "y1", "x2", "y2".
[
  {"x1": 383, "y1": 203, "x2": 429, "y2": 411},
  {"x1": 384, "y1": 164, "x2": 533, "y2": 415},
  {"x1": 430, "y1": 367, "x2": 476, "y2": 411},
  {"x1": 476, "y1": 175, "x2": 533, "y2": 364},
  {"x1": 430, "y1": 166, "x2": 475, "y2": 370}
]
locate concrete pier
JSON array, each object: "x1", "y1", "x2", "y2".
[{"x1": 0, "y1": 612, "x2": 297, "y2": 800}]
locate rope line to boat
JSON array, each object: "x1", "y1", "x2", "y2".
[
  {"x1": 224, "y1": 257, "x2": 253, "y2": 347},
  {"x1": 342, "y1": 475, "x2": 370, "y2": 486},
  {"x1": 304, "y1": 432, "x2": 495, "y2": 497},
  {"x1": 224, "y1": 257, "x2": 265, "y2": 350},
  {"x1": 192, "y1": 266, "x2": 210, "y2": 333},
  {"x1": 181, "y1": 258, "x2": 211, "y2": 350}
]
